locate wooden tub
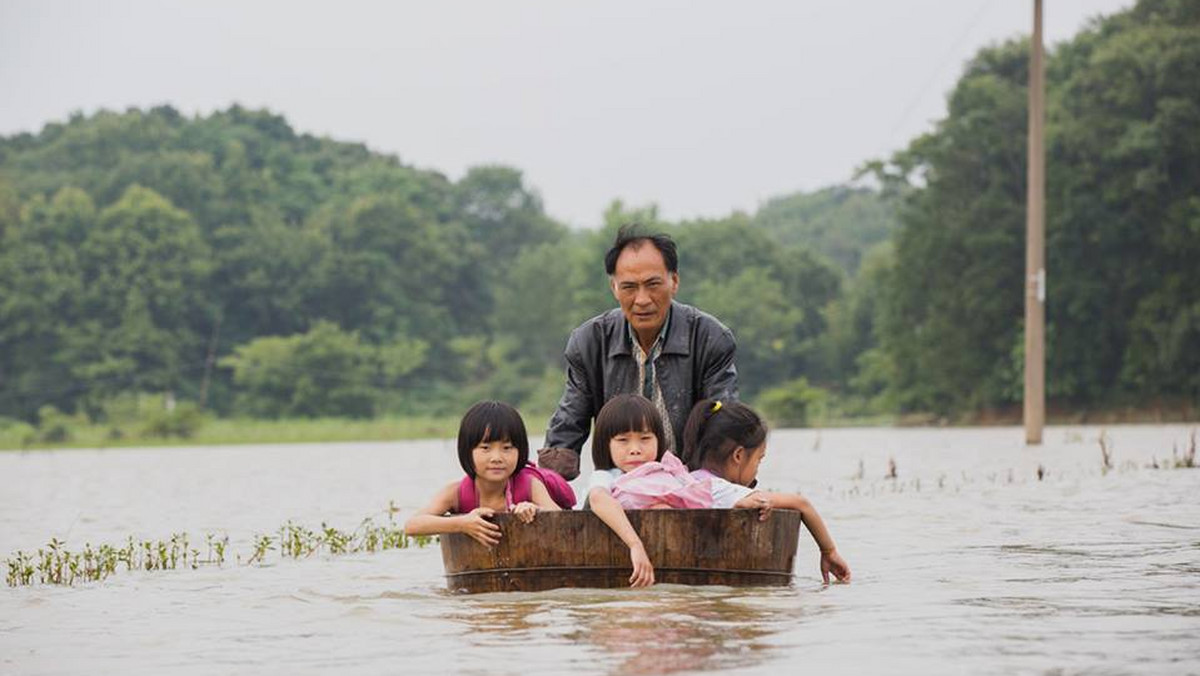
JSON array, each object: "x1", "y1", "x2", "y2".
[{"x1": 440, "y1": 509, "x2": 801, "y2": 593}]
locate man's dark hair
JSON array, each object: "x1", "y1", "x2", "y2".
[
  {"x1": 604, "y1": 224, "x2": 679, "y2": 275},
  {"x1": 592, "y1": 394, "x2": 667, "y2": 471},
  {"x1": 457, "y1": 400, "x2": 530, "y2": 478}
]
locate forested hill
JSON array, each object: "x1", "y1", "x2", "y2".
[
  {"x1": 0, "y1": 106, "x2": 572, "y2": 420},
  {"x1": 0, "y1": 105, "x2": 869, "y2": 423},
  {"x1": 753, "y1": 186, "x2": 897, "y2": 274},
  {"x1": 1, "y1": 0, "x2": 1197, "y2": 433}
]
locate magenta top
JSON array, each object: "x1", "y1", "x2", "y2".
[{"x1": 456, "y1": 464, "x2": 576, "y2": 513}]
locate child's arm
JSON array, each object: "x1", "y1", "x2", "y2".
[
  {"x1": 588, "y1": 487, "x2": 655, "y2": 587},
  {"x1": 404, "y1": 480, "x2": 503, "y2": 548},
  {"x1": 529, "y1": 478, "x2": 561, "y2": 511},
  {"x1": 511, "y1": 478, "x2": 562, "y2": 524},
  {"x1": 735, "y1": 491, "x2": 851, "y2": 583}
]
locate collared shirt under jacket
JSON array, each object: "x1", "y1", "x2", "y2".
[{"x1": 544, "y1": 301, "x2": 739, "y2": 459}]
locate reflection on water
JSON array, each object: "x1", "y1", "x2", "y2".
[
  {"x1": 444, "y1": 588, "x2": 788, "y2": 675},
  {"x1": 2, "y1": 426, "x2": 1199, "y2": 674}
]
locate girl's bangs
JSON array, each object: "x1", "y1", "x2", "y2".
[
  {"x1": 472, "y1": 407, "x2": 528, "y2": 453},
  {"x1": 613, "y1": 411, "x2": 656, "y2": 435},
  {"x1": 478, "y1": 423, "x2": 514, "y2": 444}
]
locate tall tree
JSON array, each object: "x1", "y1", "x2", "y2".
[{"x1": 63, "y1": 186, "x2": 214, "y2": 404}]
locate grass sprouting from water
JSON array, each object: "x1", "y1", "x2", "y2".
[
  {"x1": 1099, "y1": 431, "x2": 1115, "y2": 474},
  {"x1": 1174, "y1": 430, "x2": 1197, "y2": 469},
  {"x1": 5, "y1": 533, "x2": 228, "y2": 587},
  {"x1": 5, "y1": 505, "x2": 435, "y2": 588}
]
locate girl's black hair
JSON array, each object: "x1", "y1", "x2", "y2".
[
  {"x1": 457, "y1": 401, "x2": 529, "y2": 478},
  {"x1": 592, "y1": 394, "x2": 667, "y2": 470},
  {"x1": 681, "y1": 399, "x2": 768, "y2": 472}
]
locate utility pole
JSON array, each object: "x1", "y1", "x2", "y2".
[{"x1": 1024, "y1": 0, "x2": 1045, "y2": 444}]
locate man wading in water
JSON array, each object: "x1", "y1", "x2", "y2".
[{"x1": 537, "y1": 224, "x2": 739, "y2": 480}]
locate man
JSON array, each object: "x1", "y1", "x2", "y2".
[{"x1": 538, "y1": 225, "x2": 739, "y2": 480}]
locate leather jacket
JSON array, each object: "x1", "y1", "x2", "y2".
[{"x1": 544, "y1": 301, "x2": 738, "y2": 457}]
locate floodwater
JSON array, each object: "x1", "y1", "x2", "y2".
[{"x1": 2, "y1": 425, "x2": 1199, "y2": 675}]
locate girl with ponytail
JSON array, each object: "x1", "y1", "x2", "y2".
[{"x1": 682, "y1": 399, "x2": 852, "y2": 584}]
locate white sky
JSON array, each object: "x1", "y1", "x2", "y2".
[{"x1": 0, "y1": 0, "x2": 1133, "y2": 228}]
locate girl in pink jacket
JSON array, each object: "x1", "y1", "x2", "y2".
[{"x1": 584, "y1": 394, "x2": 718, "y2": 587}]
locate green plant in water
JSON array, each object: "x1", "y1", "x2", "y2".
[
  {"x1": 1099, "y1": 431, "x2": 1114, "y2": 475},
  {"x1": 323, "y1": 523, "x2": 351, "y2": 555},
  {"x1": 204, "y1": 533, "x2": 229, "y2": 565},
  {"x1": 246, "y1": 534, "x2": 275, "y2": 565},
  {"x1": 5, "y1": 508, "x2": 436, "y2": 588},
  {"x1": 1174, "y1": 430, "x2": 1196, "y2": 469}
]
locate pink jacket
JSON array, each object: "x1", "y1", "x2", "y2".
[{"x1": 610, "y1": 452, "x2": 715, "y2": 509}]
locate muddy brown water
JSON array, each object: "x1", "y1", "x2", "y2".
[{"x1": 2, "y1": 425, "x2": 1198, "y2": 674}]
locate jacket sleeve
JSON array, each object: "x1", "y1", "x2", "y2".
[
  {"x1": 543, "y1": 329, "x2": 596, "y2": 455},
  {"x1": 700, "y1": 326, "x2": 739, "y2": 402}
]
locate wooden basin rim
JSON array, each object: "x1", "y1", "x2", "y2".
[{"x1": 440, "y1": 508, "x2": 802, "y2": 593}]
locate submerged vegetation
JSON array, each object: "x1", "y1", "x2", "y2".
[
  {"x1": 5, "y1": 506, "x2": 435, "y2": 588},
  {"x1": 5, "y1": 533, "x2": 228, "y2": 587},
  {"x1": 834, "y1": 430, "x2": 1199, "y2": 503}
]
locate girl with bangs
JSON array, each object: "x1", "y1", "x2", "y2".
[
  {"x1": 405, "y1": 401, "x2": 575, "y2": 548},
  {"x1": 585, "y1": 394, "x2": 716, "y2": 587}
]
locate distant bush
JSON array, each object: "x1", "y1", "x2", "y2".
[
  {"x1": 756, "y1": 378, "x2": 827, "y2": 428},
  {"x1": 95, "y1": 392, "x2": 159, "y2": 425},
  {"x1": 141, "y1": 402, "x2": 206, "y2": 439},
  {"x1": 221, "y1": 321, "x2": 426, "y2": 419},
  {"x1": 36, "y1": 406, "x2": 83, "y2": 444},
  {"x1": 0, "y1": 417, "x2": 38, "y2": 448}
]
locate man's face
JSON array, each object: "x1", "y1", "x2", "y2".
[{"x1": 610, "y1": 243, "x2": 679, "y2": 340}]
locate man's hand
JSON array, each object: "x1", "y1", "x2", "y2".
[{"x1": 537, "y1": 447, "x2": 580, "y2": 481}]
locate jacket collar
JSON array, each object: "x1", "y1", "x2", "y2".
[{"x1": 608, "y1": 301, "x2": 691, "y2": 358}]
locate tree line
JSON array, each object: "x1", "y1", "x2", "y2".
[
  {"x1": 0, "y1": 0, "x2": 1196, "y2": 431},
  {"x1": 861, "y1": 0, "x2": 1199, "y2": 417}
]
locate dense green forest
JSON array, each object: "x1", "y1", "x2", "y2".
[
  {"x1": 0, "y1": 104, "x2": 868, "y2": 430},
  {"x1": 0, "y1": 0, "x2": 1196, "y2": 442},
  {"x1": 863, "y1": 0, "x2": 1200, "y2": 417}
]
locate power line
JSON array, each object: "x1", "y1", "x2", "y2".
[{"x1": 884, "y1": 0, "x2": 995, "y2": 146}]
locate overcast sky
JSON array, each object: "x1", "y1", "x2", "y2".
[{"x1": 1, "y1": 0, "x2": 1133, "y2": 227}]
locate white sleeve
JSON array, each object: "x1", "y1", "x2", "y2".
[
  {"x1": 582, "y1": 469, "x2": 622, "y2": 510},
  {"x1": 708, "y1": 476, "x2": 755, "y2": 508},
  {"x1": 586, "y1": 469, "x2": 619, "y2": 493}
]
